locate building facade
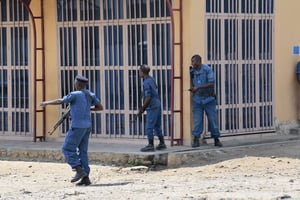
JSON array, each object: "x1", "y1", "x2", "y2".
[{"x1": 0, "y1": 0, "x2": 299, "y2": 145}]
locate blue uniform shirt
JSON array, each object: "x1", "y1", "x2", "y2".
[
  {"x1": 143, "y1": 76, "x2": 161, "y2": 110},
  {"x1": 63, "y1": 89, "x2": 100, "y2": 128},
  {"x1": 190, "y1": 64, "x2": 215, "y2": 104}
]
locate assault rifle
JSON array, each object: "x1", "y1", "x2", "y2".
[{"x1": 48, "y1": 105, "x2": 70, "y2": 135}]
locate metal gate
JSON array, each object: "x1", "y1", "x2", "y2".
[
  {"x1": 57, "y1": 0, "x2": 172, "y2": 138},
  {"x1": 206, "y1": 0, "x2": 275, "y2": 135},
  {"x1": 0, "y1": 0, "x2": 31, "y2": 135}
]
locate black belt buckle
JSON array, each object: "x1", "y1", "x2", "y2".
[{"x1": 198, "y1": 92, "x2": 215, "y2": 97}]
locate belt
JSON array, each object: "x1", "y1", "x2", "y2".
[{"x1": 196, "y1": 91, "x2": 215, "y2": 97}]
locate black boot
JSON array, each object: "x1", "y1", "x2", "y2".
[
  {"x1": 156, "y1": 136, "x2": 167, "y2": 150},
  {"x1": 214, "y1": 138, "x2": 223, "y2": 147},
  {"x1": 192, "y1": 137, "x2": 200, "y2": 148},
  {"x1": 71, "y1": 166, "x2": 87, "y2": 183},
  {"x1": 76, "y1": 176, "x2": 91, "y2": 186},
  {"x1": 140, "y1": 139, "x2": 154, "y2": 152}
]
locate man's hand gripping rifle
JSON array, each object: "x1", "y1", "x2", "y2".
[{"x1": 48, "y1": 105, "x2": 70, "y2": 135}]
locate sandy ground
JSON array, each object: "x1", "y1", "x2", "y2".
[{"x1": 0, "y1": 155, "x2": 300, "y2": 200}]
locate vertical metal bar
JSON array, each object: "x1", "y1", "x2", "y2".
[
  {"x1": 61, "y1": 0, "x2": 65, "y2": 103},
  {"x1": 251, "y1": 18, "x2": 255, "y2": 130},
  {"x1": 259, "y1": 2, "x2": 266, "y2": 129},
  {"x1": 158, "y1": 23, "x2": 163, "y2": 136},
  {"x1": 127, "y1": 8, "x2": 134, "y2": 136},
  {"x1": 0, "y1": 18, "x2": 2, "y2": 134},
  {"x1": 22, "y1": 26, "x2": 26, "y2": 133},
  {"x1": 246, "y1": 1, "x2": 250, "y2": 131},
  {"x1": 11, "y1": 21, "x2": 18, "y2": 135},
  {"x1": 61, "y1": 27, "x2": 66, "y2": 121},
  {"x1": 117, "y1": 2, "x2": 123, "y2": 136},
  {"x1": 235, "y1": 13, "x2": 239, "y2": 131},
  {"x1": 111, "y1": 28, "x2": 117, "y2": 136},
  {"x1": 266, "y1": 5, "x2": 271, "y2": 129},
  {"x1": 17, "y1": 65, "x2": 20, "y2": 135},
  {"x1": 130, "y1": 21, "x2": 139, "y2": 130},
  {"x1": 66, "y1": 1, "x2": 70, "y2": 76},
  {"x1": 103, "y1": 0, "x2": 108, "y2": 135},
  {"x1": 140, "y1": 1, "x2": 145, "y2": 137},
  {"x1": 88, "y1": 0, "x2": 91, "y2": 21},
  {"x1": 6, "y1": 1, "x2": 11, "y2": 134},
  {"x1": 0, "y1": 31, "x2": 2, "y2": 133},
  {"x1": 254, "y1": 0, "x2": 258, "y2": 130},
  {"x1": 237, "y1": 0, "x2": 242, "y2": 133},
  {"x1": 23, "y1": 6, "x2": 30, "y2": 133},
  {"x1": 92, "y1": 25, "x2": 96, "y2": 136},
  {"x1": 82, "y1": 0, "x2": 86, "y2": 68},
  {"x1": 11, "y1": 0, "x2": 14, "y2": 134},
  {"x1": 87, "y1": 27, "x2": 90, "y2": 68},
  {"x1": 228, "y1": 18, "x2": 231, "y2": 132},
  {"x1": 0, "y1": 69, "x2": 2, "y2": 134},
  {"x1": 153, "y1": 22, "x2": 157, "y2": 67},
  {"x1": 254, "y1": 16, "x2": 257, "y2": 130},
  {"x1": 247, "y1": 2, "x2": 251, "y2": 130},
  {"x1": 104, "y1": 0, "x2": 111, "y2": 136},
  {"x1": 244, "y1": 0, "x2": 247, "y2": 131},
  {"x1": 265, "y1": 1, "x2": 269, "y2": 128},
  {"x1": 269, "y1": 0, "x2": 274, "y2": 128},
  {"x1": 125, "y1": 20, "x2": 134, "y2": 137},
  {"x1": 164, "y1": 21, "x2": 169, "y2": 137},
  {"x1": 82, "y1": 26, "x2": 85, "y2": 68},
  {"x1": 17, "y1": 24, "x2": 21, "y2": 135},
  {"x1": 231, "y1": 18, "x2": 235, "y2": 132},
  {"x1": 110, "y1": 0, "x2": 122, "y2": 137},
  {"x1": 0, "y1": 0, "x2": 1, "y2": 21},
  {"x1": 262, "y1": 0, "x2": 266, "y2": 129},
  {"x1": 230, "y1": 18, "x2": 233, "y2": 132},
  {"x1": 93, "y1": 0, "x2": 96, "y2": 20}
]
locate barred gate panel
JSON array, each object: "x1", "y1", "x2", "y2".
[
  {"x1": 206, "y1": 0, "x2": 274, "y2": 135},
  {"x1": 57, "y1": 0, "x2": 172, "y2": 138},
  {"x1": 0, "y1": 0, "x2": 31, "y2": 135}
]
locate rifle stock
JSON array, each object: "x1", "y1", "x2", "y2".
[{"x1": 48, "y1": 106, "x2": 70, "y2": 135}]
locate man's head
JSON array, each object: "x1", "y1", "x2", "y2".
[
  {"x1": 74, "y1": 75, "x2": 88, "y2": 90},
  {"x1": 139, "y1": 64, "x2": 150, "y2": 78},
  {"x1": 191, "y1": 54, "x2": 202, "y2": 68}
]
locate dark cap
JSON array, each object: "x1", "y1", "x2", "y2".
[
  {"x1": 75, "y1": 75, "x2": 88, "y2": 83},
  {"x1": 140, "y1": 65, "x2": 151, "y2": 74}
]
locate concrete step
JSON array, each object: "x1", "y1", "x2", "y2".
[{"x1": 1, "y1": 132, "x2": 299, "y2": 168}]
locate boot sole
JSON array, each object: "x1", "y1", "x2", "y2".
[
  {"x1": 71, "y1": 172, "x2": 88, "y2": 183},
  {"x1": 76, "y1": 181, "x2": 91, "y2": 186},
  {"x1": 140, "y1": 149, "x2": 155, "y2": 152},
  {"x1": 156, "y1": 146, "x2": 167, "y2": 150}
]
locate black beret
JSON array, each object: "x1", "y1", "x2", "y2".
[
  {"x1": 75, "y1": 75, "x2": 88, "y2": 83},
  {"x1": 140, "y1": 65, "x2": 150, "y2": 74}
]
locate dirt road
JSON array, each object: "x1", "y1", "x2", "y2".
[{"x1": 1, "y1": 139, "x2": 300, "y2": 200}]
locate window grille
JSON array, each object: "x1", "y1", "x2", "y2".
[
  {"x1": 57, "y1": 0, "x2": 172, "y2": 138},
  {"x1": 206, "y1": 0, "x2": 274, "y2": 135},
  {"x1": 0, "y1": 0, "x2": 31, "y2": 135}
]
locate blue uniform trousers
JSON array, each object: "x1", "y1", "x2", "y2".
[
  {"x1": 192, "y1": 98, "x2": 220, "y2": 139},
  {"x1": 146, "y1": 107, "x2": 163, "y2": 140},
  {"x1": 62, "y1": 127, "x2": 91, "y2": 174}
]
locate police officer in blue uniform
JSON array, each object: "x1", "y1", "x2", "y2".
[
  {"x1": 138, "y1": 65, "x2": 167, "y2": 152},
  {"x1": 189, "y1": 55, "x2": 223, "y2": 147},
  {"x1": 40, "y1": 75, "x2": 103, "y2": 186}
]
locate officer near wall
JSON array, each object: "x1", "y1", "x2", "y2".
[
  {"x1": 138, "y1": 64, "x2": 167, "y2": 152},
  {"x1": 189, "y1": 54, "x2": 223, "y2": 148}
]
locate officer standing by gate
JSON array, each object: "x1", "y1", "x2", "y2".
[
  {"x1": 189, "y1": 54, "x2": 223, "y2": 148},
  {"x1": 138, "y1": 64, "x2": 167, "y2": 152}
]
